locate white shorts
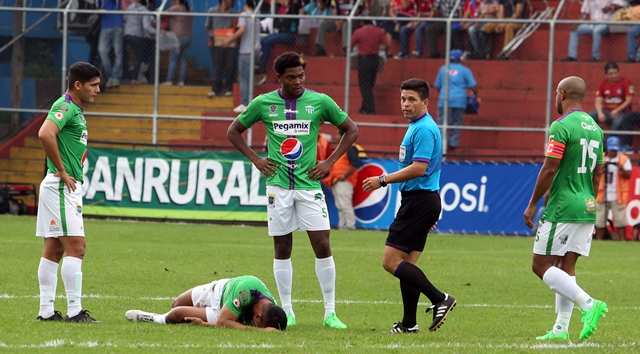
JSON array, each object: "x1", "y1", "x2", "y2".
[
  {"x1": 266, "y1": 186, "x2": 330, "y2": 236},
  {"x1": 596, "y1": 201, "x2": 628, "y2": 228},
  {"x1": 190, "y1": 278, "x2": 230, "y2": 323},
  {"x1": 36, "y1": 174, "x2": 85, "y2": 238},
  {"x1": 533, "y1": 220, "x2": 594, "y2": 257}
]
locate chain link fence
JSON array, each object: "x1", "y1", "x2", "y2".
[{"x1": 2, "y1": 0, "x2": 640, "y2": 160}]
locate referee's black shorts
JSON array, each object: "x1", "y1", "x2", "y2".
[{"x1": 386, "y1": 190, "x2": 441, "y2": 253}]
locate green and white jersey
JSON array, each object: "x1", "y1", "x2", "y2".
[
  {"x1": 543, "y1": 110, "x2": 604, "y2": 223},
  {"x1": 45, "y1": 94, "x2": 88, "y2": 182},
  {"x1": 237, "y1": 89, "x2": 348, "y2": 190},
  {"x1": 220, "y1": 276, "x2": 278, "y2": 317}
]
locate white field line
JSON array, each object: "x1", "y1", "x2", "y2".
[
  {"x1": 0, "y1": 339, "x2": 638, "y2": 350},
  {"x1": 2, "y1": 293, "x2": 640, "y2": 310}
]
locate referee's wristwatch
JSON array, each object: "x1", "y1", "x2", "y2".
[{"x1": 378, "y1": 175, "x2": 388, "y2": 187}]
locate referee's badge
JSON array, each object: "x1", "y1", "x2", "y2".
[
  {"x1": 268, "y1": 194, "x2": 276, "y2": 208},
  {"x1": 399, "y1": 145, "x2": 406, "y2": 162}
]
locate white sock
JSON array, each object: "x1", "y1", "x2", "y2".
[
  {"x1": 315, "y1": 256, "x2": 336, "y2": 319},
  {"x1": 575, "y1": 291, "x2": 595, "y2": 312},
  {"x1": 553, "y1": 276, "x2": 575, "y2": 335},
  {"x1": 61, "y1": 256, "x2": 83, "y2": 318},
  {"x1": 154, "y1": 313, "x2": 168, "y2": 324},
  {"x1": 542, "y1": 266, "x2": 584, "y2": 301},
  {"x1": 38, "y1": 257, "x2": 59, "y2": 318},
  {"x1": 273, "y1": 258, "x2": 294, "y2": 316}
]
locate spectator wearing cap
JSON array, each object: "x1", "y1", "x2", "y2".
[
  {"x1": 433, "y1": 49, "x2": 478, "y2": 151},
  {"x1": 595, "y1": 136, "x2": 632, "y2": 241}
]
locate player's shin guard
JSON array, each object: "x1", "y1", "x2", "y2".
[
  {"x1": 273, "y1": 259, "x2": 294, "y2": 315},
  {"x1": 316, "y1": 256, "x2": 336, "y2": 318},
  {"x1": 38, "y1": 257, "x2": 59, "y2": 318},
  {"x1": 61, "y1": 256, "x2": 83, "y2": 317}
]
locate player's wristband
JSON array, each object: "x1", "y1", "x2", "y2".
[{"x1": 379, "y1": 175, "x2": 387, "y2": 187}]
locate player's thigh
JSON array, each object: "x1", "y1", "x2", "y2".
[
  {"x1": 534, "y1": 221, "x2": 593, "y2": 256},
  {"x1": 267, "y1": 186, "x2": 298, "y2": 236},
  {"x1": 36, "y1": 175, "x2": 84, "y2": 238},
  {"x1": 595, "y1": 202, "x2": 607, "y2": 228},
  {"x1": 293, "y1": 190, "x2": 330, "y2": 231},
  {"x1": 611, "y1": 201, "x2": 628, "y2": 227}
]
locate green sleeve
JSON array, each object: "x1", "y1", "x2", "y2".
[
  {"x1": 237, "y1": 95, "x2": 263, "y2": 129},
  {"x1": 223, "y1": 282, "x2": 253, "y2": 316},
  {"x1": 46, "y1": 102, "x2": 74, "y2": 131},
  {"x1": 321, "y1": 94, "x2": 348, "y2": 126},
  {"x1": 548, "y1": 121, "x2": 569, "y2": 146}
]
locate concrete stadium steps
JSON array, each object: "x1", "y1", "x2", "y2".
[
  {"x1": 0, "y1": 171, "x2": 44, "y2": 185},
  {"x1": 86, "y1": 117, "x2": 201, "y2": 130},
  {"x1": 10, "y1": 147, "x2": 44, "y2": 161},
  {"x1": 0, "y1": 158, "x2": 44, "y2": 173}
]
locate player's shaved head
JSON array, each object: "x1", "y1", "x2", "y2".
[{"x1": 557, "y1": 76, "x2": 586, "y2": 102}]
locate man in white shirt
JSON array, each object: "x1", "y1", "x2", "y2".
[
  {"x1": 595, "y1": 136, "x2": 632, "y2": 240},
  {"x1": 561, "y1": 0, "x2": 625, "y2": 62}
]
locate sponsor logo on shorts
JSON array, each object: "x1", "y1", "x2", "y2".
[
  {"x1": 76, "y1": 202, "x2": 82, "y2": 216},
  {"x1": 314, "y1": 193, "x2": 323, "y2": 201},
  {"x1": 559, "y1": 234, "x2": 568, "y2": 245},
  {"x1": 49, "y1": 220, "x2": 60, "y2": 232},
  {"x1": 268, "y1": 194, "x2": 276, "y2": 208},
  {"x1": 233, "y1": 298, "x2": 240, "y2": 308}
]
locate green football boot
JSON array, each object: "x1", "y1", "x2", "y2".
[
  {"x1": 580, "y1": 299, "x2": 608, "y2": 340},
  {"x1": 323, "y1": 312, "x2": 347, "y2": 329}
]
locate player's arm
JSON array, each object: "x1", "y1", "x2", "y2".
[
  {"x1": 524, "y1": 157, "x2": 561, "y2": 228},
  {"x1": 307, "y1": 117, "x2": 359, "y2": 180},
  {"x1": 228, "y1": 119, "x2": 277, "y2": 177},
  {"x1": 38, "y1": 120, "x2": 76, "y2": 192},
  {"x1": 592, "y1": 163, "x2": 603, "y2": 196}
]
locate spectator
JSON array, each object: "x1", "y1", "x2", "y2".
[
  {"x1": 206, "y1": 0, "x2": 238, "y2": 97},
  {"x1": 254, "y1": 0, "x2": 302, "y2": 74},
  {"x1": 401, "y1": 0, "x2": 432, "y2": 58},
  {"x1": 162, "y1": 0, "x2": 192, "y2": 86},
  {"x1": 223, "y1": 0, "x2": 260, "y2": 113},
  {"x1": 352, "y1": 19, "x2": 389, "y2": 115},
  {"x1": 478, "y1": 0, "x2": 527, "y2": 60},
  {"x1": 424, "y1": 0, "x2": 463, "y2": 58},
  {"x1": 433, "y1": 49, "x2": 477, "y2": 151},
  {"x1": 312, "y1": 0, "x2": 361, "y2": 57},
  {"x1": 626, "y1": 0, "x2": 640, "y2": 62},
  {"x1": 123, "y1": 0, "x2": 155, "y2": 85},
  {"x1": 299, "y1": 0, "x2": 333, "y2": 36},
  {"x1": 378, "y1": 0, "x2": 417, "y2": 59},
  {"x1": 596, "y1": 136, "x2": 632, "y2": 241},
  {"x1": 463, "y1": 0, "x2": 498, "y2": 60},
  {"x1": 589, "y1": 62, "x2": 634, "y2": 151},
  {"x1": 561, "y1": 0, "x2": 624, "y2": 62},
  {"x1": 97, "y1": 0, "x2": 124, "y2": 88},
  {"x1": 323, "y1": 129, "x2": 362, "y2": 230},
  {"x1": 317, "y1": 133, "x2": 332, "y2": 161}
]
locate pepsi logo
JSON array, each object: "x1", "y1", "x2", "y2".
[
  {"x1": 353, "y1": 163, "x2": 391, "y2": 223},
  {"x1": 280, "y1": 138, "x2": 303, "y2": 160}
]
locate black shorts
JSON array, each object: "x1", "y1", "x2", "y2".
[{"x1": 386, "y1": 190, "x2": 441, "y2": 253}]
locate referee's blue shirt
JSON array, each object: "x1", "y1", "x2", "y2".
[{"x1": 398, "y1": 113, "x2": 442, "y2": 192}]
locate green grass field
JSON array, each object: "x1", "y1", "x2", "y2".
[{"x1": 1, "y1": 214, "x2": 638, "y2": 353}]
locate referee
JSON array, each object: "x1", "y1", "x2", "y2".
[{"x1": 362, "y1": 78, "x2": 456, "y2": 334}]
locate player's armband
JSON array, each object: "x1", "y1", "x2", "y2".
[{"x1": 545, "y1": 140, "x2": 565, "y2": 159}]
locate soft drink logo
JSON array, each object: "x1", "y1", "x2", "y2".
[
  {"x1": 280, "y1": 138, "x2": 303, "y2": 160},
  {"x1": 353, "y1": 163, "x2": 391, "y2": 223}
]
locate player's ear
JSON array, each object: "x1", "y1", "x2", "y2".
[{"x1": 73, "y1": 80, "x2": 83, "y2": 91}]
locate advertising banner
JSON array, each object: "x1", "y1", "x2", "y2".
[
  {"x1": 83, "y1": 148, "x2": 544, "y2": 235},
  {"x1": 324, "y1": 159, "x2": 542, "y2": 235}
]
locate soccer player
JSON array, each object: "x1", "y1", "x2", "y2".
[
  {"x1": 362, "y1": 78, "x2": 456, "y2": 333},
  {"x1": 125, "y1": 275, "x2": 287, "y2": 331},
  {"x1": 227, "y1": 51, "x2": 358, "y2": 329},
  {"x1": 36, "y1": 62, "x2": 101, "y2": 323},
  {"x1": 524, "y1": 76, "x2": 608, "y2": 341}
]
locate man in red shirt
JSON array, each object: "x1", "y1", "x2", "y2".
[
  {"x1": 589, "y1": 62, "x2": 635, "y2": 151},
  {"x1": 352, "y1": 19, "x2": 389, "y2": 114}
]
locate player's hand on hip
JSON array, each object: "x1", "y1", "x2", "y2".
[
  {"x1": 255, "y1": 158, "x2": 277, "y2": 177},
  {"x1": 523, "y1": 204, "x2": 536, "y2": 229},
  {"x1": 56, "y1": 170, "x2": 77, "y2": 192},
  {"x1": 307, "y1": 161, "x2": 331, "y2": 180},
  {"x1": 362, "y1": 177, "x2": 381, "y2": 192}
]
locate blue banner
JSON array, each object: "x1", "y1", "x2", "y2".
[{"x1": 324, "y1": 159, "x2": 542, "y2": 236}]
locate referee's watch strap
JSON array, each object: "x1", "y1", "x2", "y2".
[{"x1": 379, "y1": 175, "x2": 387, "y2": 187}]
